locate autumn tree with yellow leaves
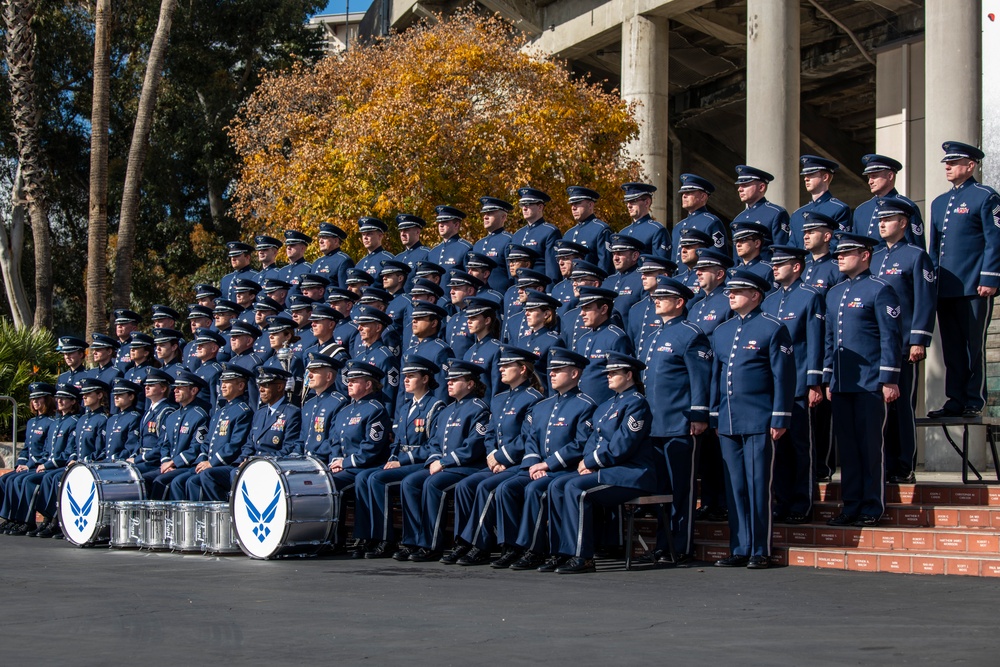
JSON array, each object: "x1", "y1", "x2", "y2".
[{"x1": 229, "y1": 10, "x2": 642, "y2": 257}]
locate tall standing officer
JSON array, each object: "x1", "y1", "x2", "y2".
[
  {"x1": 253, "y1": 235, "x2": 284, "y2": 285},
  {"x1": 602, "y1": 234, "x2": 646, "y2": 322},
  {"x1": 472, "y1": 197, "x2": 515, "y2": 293},
  {"x1": 427, "y1": 205, "x2": 473, "y2": 293},
  {"x1": 789, "y1": 155, "x2": 852, "y2": 249},
  {"x1": 619, "y1": 182, "x2": 671, "y2": 259},
  {"x1": 672, "y1": 173, "x2": 727, "y2": 263},
  {"x1": 642, "y1": 277, "x2": 712, "y2": 563},
  {"x1": 563, "y1": 186, "x2": 613, "y2": 275},
  {"x1": 873, "y1": 197, "x2": 936, "y2": 483},
  {"x1": 220, "y1": 241, "x2": 256, "y2": 301},
  {"x1": 853, "y1": 154, "x2": 925, "y2": 248},
  {"x1": 511, "y1": 187, "x2": 562, "y2": 285},
  {"x1": 927, "y1": 141, "x2": 1000, "y2": 418},
  {"x1": 824, "y1": 233, "x2": 902, "y2": 527},
  {"x1": 354, "y1": 217, "x2": 392, "y2": 277},
  {"x1": 395, "y1": 214, "x2": 430, "y2": 291},
  {"x1": 281, "y1": 230, "x2": 313, "y2": 297},
  {"x1": 732, "y1": 165, "x2": 790, "y2": 253},
  {"x1": 311, "y1": 223, "x2": 354, "y2": 289},
  {"x1": 573, "y1": 286, "x2": 633, "y2": 406},
  {"x1": 711, "y1": 270, "x2": 795, "y2": 569}
]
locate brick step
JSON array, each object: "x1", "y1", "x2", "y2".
[
  {"x1": 811, "y1": 502, "x2": 1000, "y2": 529},
  {"x1": 694, "y1": 523, "x2": 1000, "y2": 554},
  {"x1": 693, "y1": 543, "x2": 1000, "y2": 577},
  {"x1": 815, "y1": 481, "x2": 1000, "y2": 506}
]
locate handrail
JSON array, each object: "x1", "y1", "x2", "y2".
[{"x1": 0, "y1": 396, "x2": 17, "y2": 468}]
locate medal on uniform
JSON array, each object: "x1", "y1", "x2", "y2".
[
  {"x1": 274, "y1": 415, "x2": 286, "y2": 431},
  {"x1": 273, "y1": 436, "x2": 280, "y2": 445},
  {"x1": 219, "y1": 419, "x2": 229, "y2": 436},
  {"x1": 314, "y1": 416, "x2": 325, "y2": 432}
]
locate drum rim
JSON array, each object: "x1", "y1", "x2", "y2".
[{"x1": 58, "y1": 461, "x2": 147, "y2": 546}]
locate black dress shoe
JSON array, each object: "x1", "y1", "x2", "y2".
[
  {"x1": 888, "y1": 472, "x2": 916, "y2": 484},
  {"x1": 853, "y1": 515, "x2": 880, "y2": 527},
  {"x1": 715, "y1": 554, "x2": 750, "y2": 567},
  {"x1": 659, "y1": 552, "x2": 694, "y2": 567},
  {"x1": 439, "y1": 544, "x2": 470, "y2": 564},
  {"x1": 26, "y1": 522, "x2": 48, "y2": 537},
  {"x1": 490, "y1": 547, "x2": 521, "y2": 569},
  {"x1": 409, "y1": 548, "x2": 442, "y2": 563},
  {"x1": 537, "y1": 555, "x2": 565, "y2": 572},
  {"x1": 392, "y1": 546, "x2": 415, "y2": 561},
  {"x1": 827, "y1": 512, "x2": 857, "y2": 526},
  {"x1": 928, "y1": 407, "x2": 961, "y2": 419},
  {"x1": 365, "y1": 541, "x2": 392, "y2": 559},
  {"x1": 38, "y1": 524, "x2": 62, "y2": 538},
  {"x1": 963, "y1": 408, "x2": 983, "y2": 418},
  {"x1": 815, "y1": 475, "x2": 833, "y2": 483},
  {"x1": 457, "y1": 547, "x2": 492, "y2": 566},
  {"x1": 556, "y1": 557, "x2": 596, "y2": 574},
  {"x1": 782, "y1": 513, "x2": 811, "y2": 525},
  {"x1": 633, "y1": 549, "x2": 663, "y2": 565},
  {"x1": 510, "y1": 551, "x2": 545, "y2": 570},
  {"x1": 746, "y1": 555, "x2": 769, "y2": 569},
  {"x1": 11, "y1": 523, "x2": 34, "y2": 536}
]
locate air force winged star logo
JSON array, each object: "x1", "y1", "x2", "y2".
[
  {"x1": 627, "y1": 415, "x2": 644, "y2": 433},
  {"x1": 66, "y1": 481, "x2": 97, "y2": 531},
  {"x1": 242, "y1": 480, "x2": 281, "y2": 543}
]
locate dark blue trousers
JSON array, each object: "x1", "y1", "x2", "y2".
[
  {"x1": 719, "y1": 432, "x2": 774, "y2": 558},
  {"x1": 358, "y1": 464, "x2": 422, "y2": 541},
  {"x1": 811, "y1": 399, "x2": 835, "y2": 479},
  {"x1": 329, "y1": 469, "x2": 360, "y2": 544},
  {"x1": 496, "y1": 470, "x2": 572, "y2": 552},
  {"x1": 187, "y1": 465, "x2": 236, "y2": 501},
  {"x1": 400, "y1": 466, "x2": 479, "y2": 550},
  {"x1": 832, "y1": 391, "x2": 886, "y2": 518},
  {"x1": 37, "y1": 468, "x2": 66, "y2": 519},
  {"x1": 149, "y1": 468, "x2": 193, "y2": 500},
  {"x1": 774, "y1": 397, "x2": 813, "y2": 517},
  {"x1": 938, "y1": 295, "x2": 992, "y2": 412},
  {"x1": 167, "y1": 470, "x2": 199, "y2": 500},
  {"x1": 6, "y1": 470, "x2": 48, "y2": 522},
  {"x1": 697, "y1": 429, "x2": 726, "y2": 509},
  {"x1": 547, "y1": 473, "x2": 642, "y2": 558},
  {"x1": 456, "y1": 469, "x2": 518, "y2": 549},
  {"x1": 652, "y1": 435, "x2": 696, "y2": 555},
  {"x1": 1, "y1": 470, "x2": 37, "y2": 519},
  {"x1": 885, "y1": 361, "x2": 918, "y2": 478}
]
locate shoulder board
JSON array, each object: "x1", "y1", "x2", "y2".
[{"x1": 577, "y1": 393, "x2": 598, "y2": 406}]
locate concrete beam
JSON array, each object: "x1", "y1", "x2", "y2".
[
  {"x1": 799, "y1": 104, "x2": 869, "y2": 191},
  {"x1": 674, "y1": 11, "x2": 745, "y2": 46},
  {"x1": 478, "y1": 0, "x2": 544, "y2": 35}
]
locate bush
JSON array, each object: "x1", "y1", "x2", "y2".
[{"x1": 0, "y1": 320, "x2": 61, "y2": 439}]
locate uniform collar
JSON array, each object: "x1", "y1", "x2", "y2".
[
  {"x1": 524, "y1": 217, "x2": 546, "y2": 228},
  {"x1": 365, "y1": 246, "x2": 385, "y2": 256},
  {"x1": 736, "y1": 306, "x2": 762, "y2": 322},
  {"x1": 811, "y1": 191, "x2": 833, "y2": 204},
  {"x1": 952, "y1": 176, "x2": 977, "y2": 191},
  {"x1": 633, "y1": 214, "x2": 654, "y2": 224},
  {"x1": 686, "y1": 206, "x2": 709, "y2": 217},
  {"x1": 745, "y1": 198, "x2": 768, "y2": 210},
  {"x1": 848, "y1": 268, "x2": 873, "y2": 282}
]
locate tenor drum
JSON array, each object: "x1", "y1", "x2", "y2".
[
  {"x1": 170, "y1": 502, "x2": 207, "y2": 553},
  {"x1": 58, "y1": 461, "x2": 146, "y2": 547},
  {"x1": 110, "y1": 500, "x2": 145, "y2": 548},
  {"x1": 141, "y1": 501, "x2": 171, "y2": 550},
  {"x1": 203, "y1": 502, "x2": 241, "y2": 554},
  {"x1": 230, "y1": 456, "x2": 338, "y2": 559}
]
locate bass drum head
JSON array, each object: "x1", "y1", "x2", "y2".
[
  {"x1": 231, "y1": 458, "x2": 289, "y2": 559},
  {"x1": 59, "y1": 464, "x2": 102, "y2": 546}
]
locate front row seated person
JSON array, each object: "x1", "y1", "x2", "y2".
[{"x1": 145, "y1": 371, "x2": 210, "y2": 499}]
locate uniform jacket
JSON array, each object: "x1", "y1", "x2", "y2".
[
  {"x1": 487, "y1": 384, "x2": 545, "y2": 467},
  {"x1": 580, "y1": 388, "x2": 656, "y2": 492},
  {"x1": 195, "y1": 396, "x2": 254, "y2": 467},
  {"x1": 519, "y1": 387, "x2": 596, "y2": 471},
  {"x1": 762, "y1": 280, "x2": 826, "y2": 397},
  {"x1": 642, "y1": 317, "x2": 713, "y2": 436},
  {"x1": 929, "y1": 177, "x2": 1000, "y2": 298},
  {"x1": 873, "y1": 241, "x2": 937, "y2": 347},
  {"x1": 412, "y1": 395, "x2": 490, "y2": 469}
]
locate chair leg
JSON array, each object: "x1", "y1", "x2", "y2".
[
  {"x1": 625, "y1": 505, "x2": 635, "y2": 571},
  {"x1": 657, "y1": 503, "x2": 677, "y2": 564}
]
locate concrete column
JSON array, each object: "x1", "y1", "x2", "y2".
[
  {"x1": 923, "y1": 0, "x2": 984, "y2": 471},
  {"x1": 745, "y1": 0, "x2": 799, "y2": 211},
  {"x1": 621, "y1": 13, "x2": 670, "y2": 224}
]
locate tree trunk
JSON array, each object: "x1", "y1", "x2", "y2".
[
  {"x1": 86, "y1": 0, "x2": 112, "y2": 336},
  {"x1": 4, "y1": 0, "x2": 53, "y2": 330},
  {"x1": 0, "y1": 167, "x2": 33, "y2": 327},
  {"x1": 111, "y1": 0, "x2": 178, "y2": 310}
]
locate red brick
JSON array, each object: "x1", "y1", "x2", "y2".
[
  {"x1": 702, "y1": 525, "x2": 727, "y2": 541},
  {"x1": 981, "y1": 560, "x2": 1000, "y2": 577},
  {"x1": 847, "y1": 554, "x2": 879, "y2": 572},
  {"x1": 768, "y1": 550, "x2": 788, "y2": 566},
  {"x1": 787, "y1": 528, "x2": 815, "y2": 544},
  {"x1": 931, "y1": 508, "x2": 959, "y2": 527},
  {"x1": 911, "y1": 555, "x2": 945, "y2": 575},
  {"x1": 702, "y1": 547, "x2": 729, "y2": 562},
  {"x1": 891, "y1": 486, "x2": 917, "y2": 504},
  {"x1": 878, "y1": 554, "x2": 912, "y2": 573},
  {"x1": 953, "y1": 488, "x2": 986, "y2": 505},
  {"x1": 921, "y1": 487, "x2": 948, "y2": 504},
  {"x1": 959, "y1": 509, "x2": 992, "y2": 528},
  {"x1": 814, "y1": 507, "x2": 837, "y2": 522},
  {"x1": 968, "y1": 534, "x2": 1000, "y2": 553},
  {"x1": 816, "y1": 553, "x2": 846, "y2": 570},
  {"x1": 787, "y1": 550, "x2": 816, "y2": 567},
  {"x1": 896, "y1": 508, "x2": 926, "y2": 526},
  {"x1": 946, "y1": 558, "x2": 981, "y2": 576},
  {"x1": 874, "y1": 529, "x2": 903, "y2": 549},
  {"x1": 843, "y1": 529, "x2": 868, "y2": 548},
  {"x1": 903, "y1": 531, "x2": 932, "y2": 550},
  {"x1": 934, "y1": 534, "x2": 967, "y2": 551},
  {"x1": 988, "y1": 488, "x2": 1000, "y2": 506},
  {"x1": 771, "y1": 526, "x2": 786, "y2": 542},
  {"x1": 815, "y1": 529, "x2": 842, "y2": 547},
  {"x1": 853, "y1": 530, "x2": 875, "y2": 549}
]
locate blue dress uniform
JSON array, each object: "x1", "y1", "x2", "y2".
[
  {"x1": 711, "y1": 271, "x2": 795, "y2": 565},
  {"x1": 573, "y1": 287, "x2": 633, "y2": 405},
  {"x1": 802, "y1": 252, "x2": 842, "y2": 295},
  {"x1": 564, "y1": 186, "x2": 613, "y2": 274},
  {"x1": 494, "y1": 349, "x2": 596, "y2": 562},
  {"x1": 641, "y1": 278, "x2": 712, "y2": 557},
  {"x1": 511, "y1": 187, "x2": 562, "y2": 284},
  {"x1": 102, "y1": 379, "x2": 142, "y2": 461},
  {"x1": 463, "y1": 331, "x2": 502, "y2": 406},
  {"x1": 672, "y1": 174, "x2": 728, "y2": 263},
  {"x1": 404, "y1": 302, "x2": 454, "y2": 403},
  {"x1": 853, "y1": 154, "x2": 925, "y2": 249},
  {"x1": 928, "y1": 142, "x2": 1000, "y2": 415},
  {"x1": 146, "y1": 375, "x2": 210, "y2": 499},
  {"x1": 733, "y1": 165, "x2": 791, "y2": 254},
  {"x1": 356, "y1": 219, "x2": 395, "y2": 279},
  {"x1": 220, "y1": 241, "x2": 255, "y2": 301},
  {"x1": 312, "y1": 223, "x2": 355, "y2": 289},
  {"x1": 547, "y1": 358, "x2": 655, "y2": 568},
  {"x1": 252, "y1": 235, "x2": 284, "y2": 285},
  {"x1": 762, "y1": 247, "x2": 826, "y2": 520},
  {"x1": 174, "y1": 372, "x2": 255, "y2": 501},
  {"x1": 602, "y1": 234, "x2": 645, "y2": 321},
  {"x1": 619, "y1": 183, "x2": 671, "y2": 258},
  {"x1": 789, "y1": 157, "x2": 853, "y2": 249},
  {"x1": 452, "y1": 350, "x2": 544, "y2": 556},
  {"x1": 112, "y1": 309, "x2": 142, "y2": 372},
  {"x1": 280, "y1": 230, "x2": 313, "y2": 296},
  {"x1": 398, "y1": 361, "x2": 491, "y2": 555},
  {"x1": 395, "y1": 218, "x2": 431, "y2": 292},
  {"x1": 0, "y1": 385, "x2": 57, "y2": 524},
  {"x1": 427, "y1": 206, "x2": 473, "y2": 293},
  {"x1": 355, "y1": 358, "x2": 447, "y2": 547},
  {"x1": 872, "y1": 199, "x2": 937, "y2": 480},
  {"x1": 127, "y1": 371, "x2": 178, "y2": 473},
  {"x1": 472, "y1": 198, "x2": 515, "y2": 293},
  {"x1": 824, "y1": 235, "x2": 902, "y2": 524}
]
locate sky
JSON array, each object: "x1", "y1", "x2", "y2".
[{"x1": 318, "y1": 0, "x2": 373, "y2": 14}]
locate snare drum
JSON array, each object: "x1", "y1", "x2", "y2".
[
  {"x1": 230, "y1": 456, "x2": 338, "y2": 559},
  {"x1": 110, "y1": 500, "x2": 145, "y2": 548},
  {"x1": 141, "y1": 501, "x2": 171, "y2": 550},
  {"x1": 203, "y1": 502, "x2": 241, "y2": 554},
  {"x1": 170, "y1": 502, "x2": 207, "y2": 553},
  {"x1": 59, "y1": 461, "x2": 146, "y2": 547}
]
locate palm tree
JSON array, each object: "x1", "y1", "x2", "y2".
[
  {"x1": 86, "y1": 0, "x2": 112, "y2": 337},
  {"x1": 0, "y1": 319, "x2": 60, "y2": 439}
]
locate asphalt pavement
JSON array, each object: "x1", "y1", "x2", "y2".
[{"x1": 1, "y1": 538, "x2": 997, "y2": 666}]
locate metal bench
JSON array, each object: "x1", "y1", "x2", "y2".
[
  {"x1": 915, "y1": 416, "x2": 1000, "y2": 484},
  {"x1": 622, "y1": 494, "x2": 675, "y2": 570}
]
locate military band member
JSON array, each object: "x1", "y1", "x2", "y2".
[
  {"x1": 427, "y1": 205, "x2": 473, "y2": 292},
  {"x1": 261, "y1": 277, "x2": 292, "y2": 310},
  {"x1": 311, "y1": 222, "x2": 354, "y2": 289},
  {"x1": 298, "y1": 274, "x2": 330, "y2": 304},
  {"x1": 220, "y1": 240, "x2": 255, "y2": 301},
  {"x1": 253, "y1": 234, "x2": 284, "y2": 285},
  {"x1": 288, "y1": 295, "x2": 318, "y2": 356},
  {"x1": 574, "y1": 286, "x2": 633, "y2": 406},
  {"x1": 351, "y1": 306, "x2": 400, "y2": 413},
  {"x1": 463, "y1": 252, "x2": 504, "y2": 305},
  {"x1": 146, "y1": 372, "x2": 210, "y2": 499},
  {"x1": 192, "y1": 329, "x2": 226, "y2": 409},
  {"x1": 512, "y1": 187, "x2": 561, "y2": 285},
  {"x1": 113, "y1": 309, "x2": 142, "y2": 372},
  {"x1": 789, "y1": 155, "x2": 852, "y2": 249},
  {"x1": 472, "y1": 197, "x2": 515, "y2": 293},
  {"x1": 602, "y1": 234, "x2": 645, "y2": 322},
  {"x1": 298, "y1": 353, "x2": 349, "y2": 462},
  {"x1": 854, "y1": 154, "x2": 924, "y2": 248},
  {"x1": 515, "y1": 290, "x2": 562, "y2": 391},
  {"x1": 263, "y1": 314, "x2": 306, "y2": 405},
  {"x1": 391, "y1": 214, "x2": 428, "y2": 292},
  {"x1": 87, "y1": 333, "x2": 123, "y2": 389},
  {"x1": 824, "y1": 233, "x2": 902, "y2": 527},
  {"x1": 550, "y1": 240, "x2": 588, "y2": 309},
  {"x1": 123, "y1": 332, "x2": 158, "y2": 412},
  {"x1": 326, "y1": 288, "x2": 361, "y2": 352},
  {"x1": 103, "y1": 379, "x2": 143, "y2": 462},
  {"x1": 676, "y1": 229, "x2": 712, "y2": 299},
  {"x1": 563, "y1": 186, "x2": 612, "y2": 275},
  {"x1": 927, "y1": 141, "x2": 1000, "y2": 418},
  {"x1": 281, "y1": 229, "x2": 313, "y2": 297},
  {"x1": 711, "y1": 270, "x2": 795, "y2": 569},
  {"x1": 619, "y1": 182, "x2": 670, "y2": 259},
  {"x1": 0, "y1": 384, "x2": 56, "y2": 533},
  {"x1": 732, "y1": 222, "x2": 774, "y2": 289},
  {"x1": 152, "y1": 327, "x2": 185, "y2": 379},
  {"x1": 732, "y1": 165, "x2": 790, "y2": 254},
  {"x1": 800, "y1": 212, "x2": 843, "y2": 295},
  {"x1": 445, "y1": 270, "x2": 482, "y2": 359},
  {"x1": 226, "y1": 321, "x2": 264, "y2": 406},
  {"x1": 355, "y1": 217, "x2": 393, "y2": 278},
  {"x1": 461, "y1": 296, "x2": 503, "y2": 404},
  {"x1": 126, "y1": 369, "x2": 176, "y2": 474},
  {"x1": 56, "y1": 336, "x2": 89, "y2": 388},
  {"x1": 184, "y1": 305, "x2": 215, "y2": 371},
  {"x1": 673, "y1": 174, "x2": 727, "y2": 262},
  {"x1": 627, "y1": 254, "x2": 677, "y2": 356},
  {"x1": 193, "y1": 283, "x2": 222, "y2": 310},
  {"x1": 558, "y1": 260, "x2": 608, "y2": 350},
  {"x1": 404, "y1": 301, "x2": 453, "y2": 402}
]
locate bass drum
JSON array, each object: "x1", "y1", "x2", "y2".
[
  {"x1": 59, "y1": 461, "x2": 146, "y2": 547},
  {"x1": 230, "y1": 456, "x2": 338, "y2": 559}
]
